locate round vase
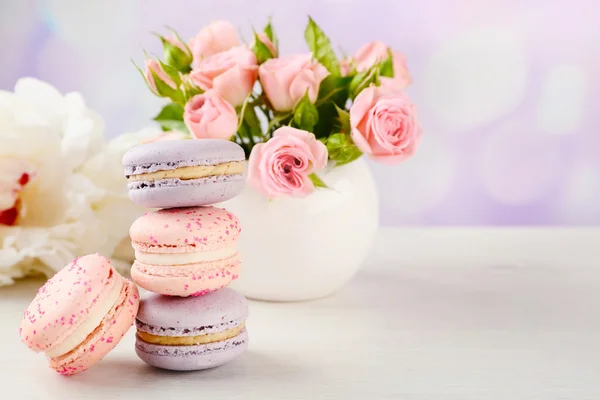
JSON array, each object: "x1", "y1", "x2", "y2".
[{"x1": 219, "y1": 158, "x2": 379, "y2": 302}]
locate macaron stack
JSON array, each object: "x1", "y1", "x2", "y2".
[
  {"x1": 19, "y1": 139, "x2": 250, "y2": 376},
  {"x1": 122, "y1": 139, "x2": 249, "y2": 371}
]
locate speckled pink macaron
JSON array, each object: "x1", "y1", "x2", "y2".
[
  {"x1": 19, "y1": 254, "x2": 139, "y2": 376},
  {"x1": 130, "y1": 206, "x2": 241, "y2": 297}
]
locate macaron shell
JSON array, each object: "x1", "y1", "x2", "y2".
[
  {"x1": 127, "y1": 175, "x2": 244, "y2": 208},
  {"x1": 131, "y1": 255, "x2": 241, "y2": 297},
  {"x1": 136, "y1": 287, "x2": 248, "y2": 333},
  {"x1": 130, "y1": 207, "x2": 241, "y2": 253},
  {"x1": 20, "y1": 254, "x2": 121, "y2": 353},
  {"x1": 122, "y1": 139, "x2": 245, "y2": 175},
  {"x1": 48, "y1": 280, "x2": 140, "y2": 376},
  {"x1": 135, "y1": 329, "x2": 248, "y2": 371}
]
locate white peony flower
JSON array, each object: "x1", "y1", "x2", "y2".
[{"x1": 0, "y1": 78, "x2": 163, "y2": 286}]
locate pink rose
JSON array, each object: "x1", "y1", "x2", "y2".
[
  {"x1": 354, "y1": 41, "x2": 388, "y2": 72},
  {"x1": 189, "y1": 46, "x2": 258, "y2": 107},
  {"x1": 248, "y1": 126, "x2": 328, "y2": 198},
  {"x1": 350, "y1": 85, "x2": 421, "y2": 164},
  {"x1": 339, "y1": 58, "x2": 352, "y2": 77},
  {"x1": 184, "y1": 92, "x2": 238, "y2": 140},
  {"x1": 354, "y1": 41, "x2": 412, "y2": 89},
  {"x1": 381, "y1": 52, "x2": 412, "y2": 89},
  {"x1": 258, "y1": 54, "x2": 330, "y2": 112},
  {"x1": 188, "y1": 20, "x2": 240, "y2": 63},
  {"x1": 254, "y1": 33, "x2": 277, "y2": 57},
  {"x1": 145, "y1": 60, "x2": 177, "y2": 96}
]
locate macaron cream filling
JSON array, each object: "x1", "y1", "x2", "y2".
[
  {"x1": 126, "y1": 162, "x2": 244, "y2": 183},
  {"x1": 137, "y1": 323, "x2": 245, "y2": 346},
  {"x1": 45, "y1": 279, "x2": 123, "y2": 358},
  {"x1": 134, "y1": 247, "x2": 237, "y2": 266}
]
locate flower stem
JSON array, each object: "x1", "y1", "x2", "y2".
[
  {"x1": 267, "y1": 112, "x2": 293, "y2": 132},
  {"x1": 316, "y1": 86, "x2": 345, "y2": 106},
  {"x1": 237, "y1": 95, "x2": 251, "y2": 131}
]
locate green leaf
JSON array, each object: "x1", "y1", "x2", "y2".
[
  {"x1": 317, "y1": 75, "x2": 353, "y2": 109},
  {"x1": 349, "y1": 64, "x2": 380, "y2": 99},
  {"x1": 309, "y1": 173, "x2": 328, "y2": 189},
  {"x1": 243, "y1": 106, "x2": 262, "y2": 137},
  {"x1": 157, "y1": 119, "x2": 189, "y2": 132},
  {"x1": 157, "y1": 59, "x2": 182, "y2": 86},
  {"x1": 236, "y1": 96, "x2": 250, "y2": 131},
  {"x1": 237, "y1": 96, "x2": 260, "y2": 132},
  {"x1": 313, "y1": 72, "x2": 353, "y2": 137},
  {"x1": 157, "y1": 34, "x2": 192, "y2": 73},
  {"x1": 165, "y1": 27, "x2": 193, "y2": 62},
  {"x1": 313, "y1": 102, "x2": 336, "y2": 139},
  {"x1": 263, "y1": 18, "x2": 278, "y2": 51},
  {"x1": 304, "y1": 16, "x2": 340, "y2": 76},
  {"x1": 379, "y1": 49, "x2": 394, "y2": 78},
  {"x1": 147, "y1": 67, "x2": 184, "y2": 105},
  {"x1": 239, "y1": 105, "x2": 263, "y2": 145},
  {"x1": 134, "y1": 58, "x2": 184, "y2": 104},
  {"x1": 325, "y1": 133, "x2": 363, "y2": 166},
  {"x1": 293, "y1": 92, "x2": 319, "y2": 132},
  {"x1": 182, "y1": 82, "x2": 203, "y2": 102},
  {"x1": 165, "y1": 26, "x2": 191, "y2": 51},
  {"x1": 334, "y1": 105, "x2": 350, "y2": 133},
  {"x1": 251, "y1": 32, "x2": 275, "y2": 64},
  {"x1": 154, "y1": 102, "x2": 184, "y2": 120},
  {"x1": 237, "y1": 122, "x2": 251, "y2": 145},
  {"x1": 153, "y1": 102, "x2": 188, "y2": 132},
  {"x1": 237, "y1": 96, "x2": 265, "y2": 146}
]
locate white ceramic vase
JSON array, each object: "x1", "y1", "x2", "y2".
[{"x1": 219, "y1": 158, "x2": 379, "y2": 302}]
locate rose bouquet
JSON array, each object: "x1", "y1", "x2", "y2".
[{"x1": 138, "y1": 17, "x2": 421, "y2": 198}]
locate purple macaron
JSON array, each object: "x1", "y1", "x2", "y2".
[
  {"x1": 122, "y1": 139, "x2": 245, "y2": 208},
  {"x1": 135, "y1": 288, "x2": 248, "y2": 371}
]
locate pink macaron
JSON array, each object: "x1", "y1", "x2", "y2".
[
  {"x1": 19, "y1": 254, "x2": 139, "y2": 376},
  {"x1": 130, "y1": 206, "x2": 241, "y2": 297}
]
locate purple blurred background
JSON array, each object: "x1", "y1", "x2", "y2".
[{"x1": 1, "y1": 0, "x2": 599, "y2": 226}]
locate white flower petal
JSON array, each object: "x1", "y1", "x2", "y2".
[
  {"x1": 14, "y1": 78, "x2": 67, "y2": 123},
  {"x1": 0, "y1": 79, "x2": 152, "y2": 285},
  {"x1": 61, "y1": 116, "x2": 95, "y2": 170}
]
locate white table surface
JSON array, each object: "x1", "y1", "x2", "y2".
[{"x1": 2, "y1": 228, "x2": 600, "y2": 400}]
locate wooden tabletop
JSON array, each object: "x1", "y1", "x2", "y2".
[{"x1": 2, "y1": 228, "x2": 599, "y2": 399}]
